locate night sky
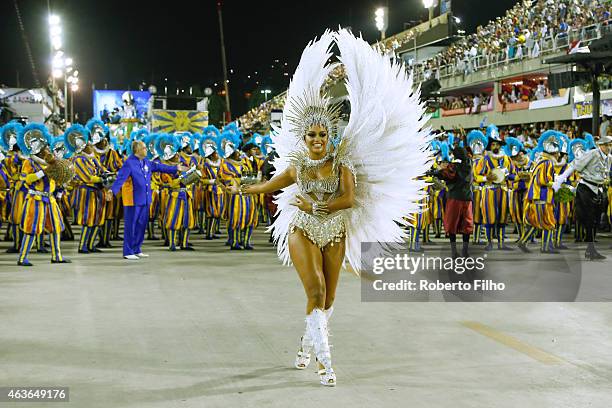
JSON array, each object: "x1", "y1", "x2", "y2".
[{"x1": 1, "y1": 0, "x2": 518, "y2": 118}]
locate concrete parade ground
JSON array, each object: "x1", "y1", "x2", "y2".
[{"x1": 1, "y1": 228, "x2": 612, "y2": 408}]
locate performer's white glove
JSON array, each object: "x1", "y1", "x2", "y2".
[
  {"x1": 551, "y1": 179, "x2": 562, "y2": 192},
  {"x1": 35, "y1": 170, "x2": 45, "y2": 180}
]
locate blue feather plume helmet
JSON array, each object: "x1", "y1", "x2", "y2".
[
  {"x1": 219, "y1": 130, "x2": 241, "y2": 158},
  {"x1": 446, "y1": 132, "x2": 464, "y2": 149},
  {"x1": 259, "y1": 134, "x2": 274, "y2": 155},
  {"x1": 85, "y1": 118, "x2": 109, "y2": 145},
  {"x1": 155, "y1": 133, "x2": 181, "y2": 160},
  {"x1": 556, "y1": 132, "x2": 570, "y2": 155},
  {"x1": 130, "y1": 128, "x2": 149, "y2": 142},
  {"x1": 122, "y1": 138, "x2": 133, "y2": 157},
  {"x1": 17, "y1": 123, "x2": 52, "y2": 156},
  {"x1": 143, "y1": 133, "x2": 160, "y2": 160},
  {"x1": 64, "y1": 124, "x2": 90, "y2": 154},
  {"x1": 503, "y1": 136, "x2": 524, "y2": 157},
  {"x1": 438, "y1": 141, "x2": 451, "y2": 162},
  {"x1": 583, "y1": 132, "x2": 596, "y2": 150},
  {"x1": 50, "y1": 136, "x2": 72, "y2": 159},
  {"x1": 569, "y1": 138, "x2": 587, "y2": 162},
  {"x1": 200, "y1": 132, "x2": 221, "y2": 158},
  {"x1": 0, "y1": 121, "x2": 24, "y2": 151},
  {"x1": 467, "y1": 130, "x2": 488, "y2": 155},
  {"x1": 536, "y1": 130, "x2": 560, "y2": 154}
]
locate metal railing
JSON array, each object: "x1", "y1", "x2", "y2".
[{"x1": 413, "y1": 21, "x2": 612, "y2": 84}]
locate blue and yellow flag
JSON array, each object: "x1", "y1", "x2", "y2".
[{"x1": 152, "y1": 110, "x2": 208, "y2": 133}]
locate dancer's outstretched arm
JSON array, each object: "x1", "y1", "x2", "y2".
[{"x1": 236, "y1": 166, "x2": 296, "y2": 195}]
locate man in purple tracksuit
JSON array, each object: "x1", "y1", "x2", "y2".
[{"x1": 106, "y1": 141, "x2": 188, "y2": 260}]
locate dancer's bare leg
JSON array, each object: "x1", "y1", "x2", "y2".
[
  {"x1": 288, "y1": 229, "x2": 326, "y2": 313},
  {"x1": 322, "y1": 238, "x2": 345, "y2": 310}
]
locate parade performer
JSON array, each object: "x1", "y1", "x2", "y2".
[
  {"x1": 67, "y1": 124, "x2": 108, "y2": 254},
  {"x1": 517, "y1": 131, "x2": 560, "y2": 253},
  {"x1": 467, "y1": 130, "x2": 488, "y2": 245},
  {"x1": 178, "y1": 132, "x2": 200, "y2": 239},
  {"x1": 15, "y1": 124, "x2": 71, "y2": 266},
  {"x1": 554, "y1": 135, "x2": 612, "y2": 260},
  {"x1": 218, "y1": 141, "x2": 257, "y2": 250},
  {"x1": 428, "y1": 136, "x2": 473, "y2": 258},
  {"x1": 408, "y1": 142, "x2": 441, "y2": 251},
  {"x1": 50, "y1": 136, "x2": 75, "y2": 241},
  {"x1": 479, "y1": 125, "x2": 516, "y2": 250},
  {"x1": 2, "y1": 122, "x2": 26, "y2": 253},
  {"x1": 201, "y1": 139, "x2": 224, "y2": 240},
  {"x1": 504, "y1": 136, "x2": 531, "y2": 240},
  {"x1": 143, "y1": 133, "x2": 162, "y2": 240},
  {"x1": 234, "y1": 30, "x2": 431, "y2": 386},
  {"x1": 552, "y1": 132, "x2": 572, "y2": 250},
  {"x1": 429, "y1": 140, "x2": 446, "y2": 239},
  {"x1": 261, "y1": 135, "x2": 280, "y2": 243},
  {"x1": 568, "y1": 137, "x2": 590, "y2": 242},
  {"x1": 106, "y1": 140, "x2": 186, "y2": 259},
  {"x1": 88, "y1": 119, "x2": 123, "y2": 248},
  {"x1": 155, "y1": 134, "x2": 195, "y2": 251},
  {"x1": 241, "y1": 140, "x2": 263, "y2": 246},
  {"x1": 0, "y1": 141, "x2": 9, "y2": 236}
]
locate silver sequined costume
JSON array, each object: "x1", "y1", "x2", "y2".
[{"x1": 288, "y1": 150, "x2": 354, "y2": 248}]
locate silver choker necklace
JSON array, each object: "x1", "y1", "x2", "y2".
[{"x1": 304, "y1": 151, "x2": 333, "y2": 168}]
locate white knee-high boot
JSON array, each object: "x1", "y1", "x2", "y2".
[
  {"x1": 296, "y1": 305, "x2": 334, "y2": 369},
  {"x1": 306, "y1": 308, "x2": 336, "y2": 386}
]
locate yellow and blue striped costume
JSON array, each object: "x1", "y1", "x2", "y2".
[
  {"x1": 202, "y1": 159, "x2": 225, "y2": 240},
  {"x1": 479, "y1": 153, "x2": 516, "y2": 248},
  {"x1": 159, "y1": 156, "x2": 195, "y2": 250},
  {"x1": 480, "y1": 154, "x2": 516, "y2": 225},
  {"x1": 7, "y1": 152, "x2": 26, "y2": 250},
  {"x1": 406, "y1": 176, "x2": 431, "y2": 251},
  {"x1": 242, "y1": 156, "x2": 261, "y2": 228},
  {"x1": 519, "y1": 154, "x2": 556, "y2": 252},
  {"x1": 552, "y1": 161, "x2": 574, "y2": 248},
  {"x1": 218, "y1": 158, "x2": 256, "y2": 249},
  {"x1": 471, "y1": 155, "x2": 486, "y2": 243},
  {"x1": 508, "y1": 157, "x2": 531, "y2": 238},
  {"x1": 203, "y1": 160, "x2": 224, "y2": 218},
  {"x1": 72, "y1": 153, "x2": 107, "y2": 252},
  {"x1": 147, "y1": 159, "x2": 162, "y2": 240},
  {"x1": 97, "y1": 149, "x2": 123, "y2": 246},
  {"x1": 0, "y1": 163, "x2": 9, "y2": 223},
  {"x1": 17, "y1": 158, "x2": 66, "y2": 264}
]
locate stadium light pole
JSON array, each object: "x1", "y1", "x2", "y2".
[
  {"x1": 422, "y1": 0, "x2": 435, "y2": 28},
  {"x1": 375, "y1": 7, "x2": 388, "y2": 40},
  {"x1": 217, "y1": 0, "x2": 232, "y2": 124},
  {"x1": 49, "y1": 14, "x2": 62, "y2": 134},
  {"x1": 261, "y1": 89, "x2": 271, "y2": 102},
  {"x1": 67, "y1": 70, "x2": 79, "y2": 124},
  {"x1": 63, "y1": 57, "x2": 72, "y2": 124}
]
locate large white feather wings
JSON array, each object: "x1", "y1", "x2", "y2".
[
  {"x1": 269, "y1": 29, "x2": 432, "y2": 272},
  {"x1": 334, "y1": 29, "x2": 432, "y2": 272}
]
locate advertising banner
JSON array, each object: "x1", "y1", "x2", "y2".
[{"x1": 572, "y1": 100, "x2": 612, "y2": 119}]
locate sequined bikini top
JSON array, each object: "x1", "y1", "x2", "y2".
[{"x1": 289, "y1": 148, "x2": 356, "y2": 201}]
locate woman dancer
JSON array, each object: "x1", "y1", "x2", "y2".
[{"x1": 232, "y1": 30, "x2": 430, "y2": 386}]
